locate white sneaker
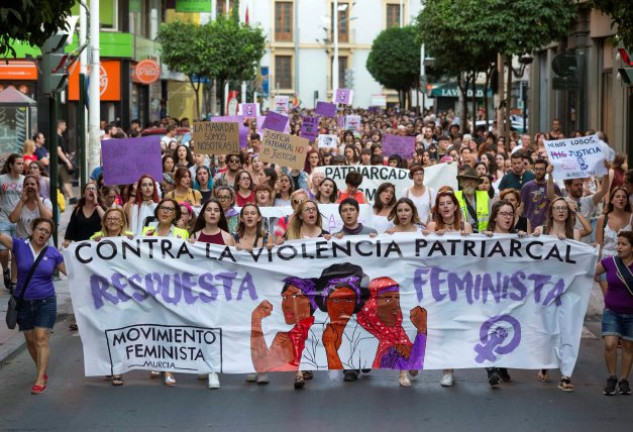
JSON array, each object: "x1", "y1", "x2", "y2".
[
  {"x1": 440, "y1": 370, "x2": 454, "y2": 387},
  {"x1": 256, "y1": 374, "x2": 269, "y2": 385},
  {"x1": 208, "y1": 372, "x2": 220, "y2": 389},
  {"x1": 246, "y1": 374, "x2": 257, "y2": 383}
]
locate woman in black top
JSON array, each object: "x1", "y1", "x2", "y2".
[
  {"x1": 62, "y1": 182, "x2": 104, "y2": 247},
  {"x1": 499, "y1": 189, "x2": 531, "y2": 234}
]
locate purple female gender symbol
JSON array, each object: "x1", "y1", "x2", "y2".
[{"x1": 473, "y1": 315, "x2": 521, "y2": 363}]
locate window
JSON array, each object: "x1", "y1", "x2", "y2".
[
  {"x1": 216, "y1": 0, "x2": 232, "y2": 17},
  {"x1": 339, "y1": 57, "x2": 348, "y2": 89},
  {"x1": 275, "y1": 56, "x2": 292, "y2": 89},
  {"x1": 386, "y1": 4, "x2": 401, "y2": 28},
  {"x1": 275, "y1": 2, "x2": 293, "y2": 42},
  {"x1": 331, "y1": 2, "x2": 349, "y2": 43}
]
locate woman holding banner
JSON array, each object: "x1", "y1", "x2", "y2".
[
  {"x1": 190, "y1": 199, "x2": 234, "y2": 388},
  {"x1": 594, "y1": 230, "x2": 633, "y2": 396},
  {"x1": 143, "y1": 198, "x2": 188, "y2": 386},
  {"x1": 483, "y1": 200, "x2": 528, "y2": 387},
  {"x1": 0, "y1": 218, "x2": 65, "y2": 394},
  {"x1": 385, "y1": 198, "x2": 424, "y2": 234},
  {"x1": 90, "y1": 207, "x2": 133, "y2": 386},
  {"x1": 425, "y1": 190, "x2": 472, "y2": 387},
  {"x1": 124, "y1": 175, "x2": 160, "y2": 235}
]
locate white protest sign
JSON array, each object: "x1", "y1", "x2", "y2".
[
  {"x1": 273, "y1": 96, "x2": 289, "y2": 114},
  {"x1": 344, "y1": 115, "x2": 361, "y2": 133},
  {"x1": 544, "y1": 134, "x2": 608, "y2": 181},
  {"x1": 315, "y1": 163, "x2": 458, "y2": 203},
  {"x1": 318, "y1": 134, "x2": 338, "y2": 149},
  {"x1": 65, "y1": 235, "x2": 597, "y2": 377}
]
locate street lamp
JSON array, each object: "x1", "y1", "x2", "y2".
[
  {"x1": 332, "y1": 2, "x2": 354, "y2": 95},
  {"x1": 511, "y1": 55, "x2": 533, "y2": 133}
]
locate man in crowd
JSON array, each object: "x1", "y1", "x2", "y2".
[
  {"x1": 33, "y1": 132, "x2": 49, "y2": 168},
  {"x1": 498, "y1": 150, "x2": 535, "y2": 191},
  {"x1": 57, "y1": 120, "x2": 76, "y2": 204},
  {"x1": 520, "y1": 159, "x2": 560, "y2": 230},
  {"x1": 454, "y1": 167, "x2": 491, "y2": 233},
  {"x1": 160, "y1": 124, "x2": 178, "y2": 151}
]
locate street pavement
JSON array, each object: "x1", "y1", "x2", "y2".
[{"x1": 1, "y1": 277, "x2": 632, "y2": 430}]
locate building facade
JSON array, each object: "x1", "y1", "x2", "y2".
[
  {"x1": 528, "y1": 3, "x2": 632, "y2": 154},
  {"x1": 246, "y1": 0, "x2": 422, "y2": 109}
]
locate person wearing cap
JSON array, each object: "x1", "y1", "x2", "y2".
[{"x1": 454, "y1": 166, "x2": 492, "y2": 233}]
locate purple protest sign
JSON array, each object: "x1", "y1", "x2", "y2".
[
  {"x1": 210, "y1": 115, "x2": 248, "y2": 148},
  {"x1": 240, "y1": 103, "x2": 259, "y2": 117},
  {"x1": 334, "y1": 88, "x2": 354, "y2": 105},
  {"x1": 102, "y1": 136, "x2": 162, "y2": 186},
  {"x1": 315, "y1": 101, "x2": 337, "y2": 117},
  {"x1": 382, "y1": 134, "x2": 416, "y2": 158},
  {"x1": 262, "y1": 111, "x2": 289, "y2": 133},
  {"x1": 300, "y1": 116, "x2": 320, "y2": 141}
]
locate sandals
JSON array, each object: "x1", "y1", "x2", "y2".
[
  {"x1": 164, "y1": 374, "x2": 176, "y2": 387},
  {"x1": 112, "y1": 375, "x2": 124, "y2": 386},
  {"x1": 294, "y1": 373, "x2": 305, "y2": 389},
  {"x1": 31, "y1": 384, "x2": 46, "y2": 395},
  {"x1": 537, "y1": 369, "x2": 548, "y2": 383},
  {"x1": 150, "y1": 371, "x2": 161, "y2": 379},
  {"x1": 399, "y1": 371, "x2": 411, "y2": 387},
  {"x1": 558, "y1": 377, "x2": 574, "y2": 392},
  {"x1": 302, "y1": 371, "x2": 313, "y2": 380}
]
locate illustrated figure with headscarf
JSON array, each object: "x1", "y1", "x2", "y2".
[
  {"x1": 314, "y1": 263, "x2": 370, "y2": 370},
  {"x1": 250, "y1": 276, "x2": 317, "y2": 373},
  {"x1": 357, "y1": 277, "x2": 427, "y2": 386}
]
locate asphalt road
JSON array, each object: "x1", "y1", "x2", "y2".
[{"x1": 0, "y1": 318, "x2": 631, "y2": 432}]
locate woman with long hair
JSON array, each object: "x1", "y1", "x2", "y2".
[
  {"x1": 595, "y1": 230, "x2": 633, "y2": 396},
  {"x1": 172, "y1": 144, "x2": 195, "y2": 168},
  {"x1": 90, "y1": 207, "x2": 133, "y2": 386},
  {"x1": 285, "y1": 200, "x2": 329, "y2": 240},
  {"x1": 177, "y1": 201, "x2": 197, "y2": 235},
  {"x1": 62, "y1": 182, "x2": 104, "y2": 248},
  {"x1": 534, "y1": 196, "x2": 591, "y2": 241},
  {"x1": 162, "y1": 154, "x2": 175, "y2": 175},
  {"x1": 9, "y1": 175, "x2": 53, "y2": 240},
  {"x1": 482, "y1": 200, "x2": 528, "y2": 387},
  {"x1": 315, "y1": 177, "x2": 338, "y2": 204},
  {"x1": 124, "y1": 174, "x2": 160, "y2": 235},
  {"x1": 386, "y1": 198, "x2": 423, "y2": 234},
  {"x1": 274, "y1": 173, "x2": 294, "y2": 207},
  {"x1": 27, "y1": 161, "x2": 50, "y2": 200},
  {"x1": 142, "y1": 198, "x2": 188, "y2": 386},
  {"x1": 193, "y1": 165, "x2": 213, "y2": 204},
  {"x1": 306, "y1": 148, "x2": 321, "y2": 175},
  {"x1": 0, "y1": 218, "x2": 65, "y2": 394},
  {"x1": 165, "y1": 167, "x2": 202, "y2": 207},
  {"x1": 249, "y1": 155, "x2": 265, "y2": 184},
  {"x1": 22, "y1": 140, "x2": 38, "y2": 173},
  {"x1": 189, "y1": 198, "x2": 234, "y2": 389},
  {"x1": 372, "y1": 182, "x2": 396, "y2": 233},
  {"x1": 234, "y1": 170, "x2": 256, "y2": 207},
  {"x1": 499, "y1": 189, "x2": 530, "y2": 233},
  {"x1": 425, "y1": 191, "x2": 471, "y2": 387}
]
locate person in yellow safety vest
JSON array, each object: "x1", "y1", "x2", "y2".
[{"x1": 454, "y1": 167, "x2": 491, "y2": 233}]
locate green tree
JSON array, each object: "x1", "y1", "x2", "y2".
[
  {"x1": 417, "y1": 0, "x2": 576, "y2": 137},
  {"x1": 158, "y1": 21, "x2": 212, "y2": 120},
  {"x1": 592, "y1": 0, "x2": 633, "y2": 50},
  {"x1": 0, "y1": 0, "x2": 74, "y2": 58},
  {"x1": 417, "y1": 0, "x2": 496, "y2": 130},
  {"x1": 206, "y1": 15, "x2": 266, "y2": 114},
  {"x1": 366, "y1": 26, "x2": 421, "y2": 109}
]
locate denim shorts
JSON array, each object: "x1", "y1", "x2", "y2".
[
  {"x1": 17, "y1": 296, "x2": 57, "y2": 331},
  {"x1": 0, "y1": 221, "x2": 16, "y2": 250},
  {"x1": 602, "y1": 308, "x2": 633, "y2": 341}
]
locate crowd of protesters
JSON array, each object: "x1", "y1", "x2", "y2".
[{"x1": 4, "y1": 105, "x2": 633, "y2": 397}]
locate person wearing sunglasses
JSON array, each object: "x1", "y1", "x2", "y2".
[{"x1": 214, "y1": 153, "x2": 243, "y2": 188}]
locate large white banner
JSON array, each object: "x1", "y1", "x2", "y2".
[
  {"x1": 64, "y1": 235, "x2": 597, "y2": 377},
  {"x1": 315, "y1": 164, "x2": 458, "y2": 203},
  {"x1": 544, "y1": 134, "x2": 608, "y2": 181}
]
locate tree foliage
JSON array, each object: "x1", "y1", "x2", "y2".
[
  {"x1": 0, "y1": 0, "x2": 74, "y2": 58},
  {"x1": 593, "y1": 0, "x2": 633, "y2": 50},
  {"x1": 158, "y1": 16, "x2": 265, "y2": 118},
  {"x1": 366, "y1": 26, "x2": 421, "y2": 107}
]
